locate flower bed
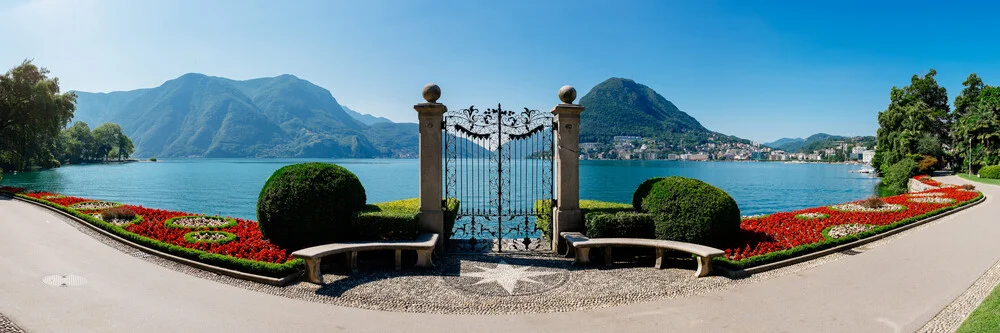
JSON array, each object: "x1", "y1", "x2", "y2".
[
  {"x1": 0, "y1": 187, "x2": 453, "y2": 280},
  {"x1": 538, "y1": 176, "x2": 982, "y2": 270},
  {"x1": 0, "y1": 187, "x2": 300, "y2": 278},
  {"x1": 915, "y1": 175, "x2": 943, "y2": 187},
  {"x1": 721, "y1": 179, "x2": 981, "y2": 268}
]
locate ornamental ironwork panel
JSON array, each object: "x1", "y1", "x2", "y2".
[{"x1": 443, "y1": 104, "x2": 554, "y2": 252}]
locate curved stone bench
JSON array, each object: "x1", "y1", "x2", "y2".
[
  {"x1": 292, "y1": 233, "x2": 438, "y2": 284},
  {"x1": 561, "y1": 232, "x2": 724, "y2": 277}
]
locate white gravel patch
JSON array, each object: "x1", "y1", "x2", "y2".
[
  {"x1": 908, "y1": 192, "x2": 946, "y2": 197},
  {"x1": 908, "y1": 197, "x2": 956, "y2": 204},
  {"x1": 827, "y1": 224, "x2": 875, "y2": 239},
  {"x1": 829, "y1": 203, "x2": 906, "y2": 213}
]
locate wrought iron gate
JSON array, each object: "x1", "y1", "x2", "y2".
[{"x1": 443, "y1": 104, "x2": 554, "y2": 252}]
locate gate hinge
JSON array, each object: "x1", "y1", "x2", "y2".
[
  {"x1": 551, "y1": 199, "x2": 557, "y2": 207},
  {"x1": 552, "y1": 122, "x2": 558, "y2": 131}
]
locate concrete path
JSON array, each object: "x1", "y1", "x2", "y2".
[{"x1": 0, "y1": 175, "x2": 998, "y2": 333}]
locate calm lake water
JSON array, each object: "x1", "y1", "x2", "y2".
[{"x1": 1, "y1": 159, "x2": 878, "y2": 220}]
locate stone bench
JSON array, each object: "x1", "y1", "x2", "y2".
[
  {"x1": 561, "y1": 232, "x2": 724, "y2": 277},
  {"x1": 292, "y1": 233, "x2": 438, "y2": 284}
]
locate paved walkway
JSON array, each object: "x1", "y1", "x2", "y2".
[{"x1": 1, "y1": 175, "x2": 998, "y2": 332}]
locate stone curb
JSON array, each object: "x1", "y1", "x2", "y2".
[
  {"x1": 1, "y1": 193, "x2": 301, "y2": 286},
  {"x1": 720, "y1": 194, "x2": 987, "y2": 278}
]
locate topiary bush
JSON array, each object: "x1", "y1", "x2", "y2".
[
  {"x1": 632, "y1": 177, "x2": 665, "y2": 210},
  {"x1": 257, "y1": 162, "x2": 367, "y2": 250},
  {"x1": 638, "y1": 177, "x2": 741, "y2": 246},
  {"x1": 883, "y1": 158, "x2": 919, "y2": 195},
  {"x1": 980, "y1": 165, "x2": 1000, "y2": 179}
]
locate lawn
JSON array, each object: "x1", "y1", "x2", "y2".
[
  {"x1": 958, "y1": 173, "x2": 1000, "y2": 186},
  {"x1": 957, "y1": 282, "x2": 1000, "y2": 332}
]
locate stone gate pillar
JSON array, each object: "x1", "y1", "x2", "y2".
[
  {"x1": 551, "y1": 85, "x2": 584, "y2": 252},
  {"x1": 414, "y1": 84, "x2": 445, "y2": 248}
]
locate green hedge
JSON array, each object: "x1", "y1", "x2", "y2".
[
  {"x1": 352, "y1": 198, "x2": 460, "y2": 241},
  {"x1": 7, "y1": 192, "x2": 302, "y2": 278},
  {"x1": 585, "y1": 212, "x2": 655, "y2": 238},
  {"x1": 883, "y1": 158, "x2": 918, "y2": 195},
  {"x1": 535, "y1": 199, "x2": 633, "y2": 239},
  {"x1": 716, "y1": 191, "x2": 984, "y2": 269},
  {"x1": 981, "y1": 165, "x2": 1000, "y2": 179}
]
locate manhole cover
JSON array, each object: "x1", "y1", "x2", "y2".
[{"x1": 42, "y1": 274, "x2": 87, "y2": 287}]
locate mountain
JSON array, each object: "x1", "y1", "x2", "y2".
[
  {"x1": 771, "y1": 133, "x2": 876, "y2": 153},
  {"x1": 71, "y1": 73, "x2": 412, "y2": 158},
  {"x1": 342, "y1": 105, "x2": 393, "y2": 125},
  {"x1": 579, "y1": 78, "x2": 749, "y2": 146},
  {"x1": 765, "y1": 137, "x2": 804, "y2": 149}
]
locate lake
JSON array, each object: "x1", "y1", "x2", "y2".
[{"x1": 1, "y1": 159, "x2": 878, "y2": 220}]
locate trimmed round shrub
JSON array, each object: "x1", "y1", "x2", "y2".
[
  {"x1": 632, "y1": 177, "x2": 665, "y2": 210},
  {"x1": 639, "y1": 177, "x2": 741, "y2": 246},
  {"x1": 980, "y1": 165, "x2": 1000, "y2": 179},
  {"x1": 257, "y1": 162, "x2": 367, "y2": 250}
]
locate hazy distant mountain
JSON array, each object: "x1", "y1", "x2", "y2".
[
  {"x1": 341, "y1": 105, "x2": 393, "y2": 125},
  {"x1": 579, "y1": 77, "x2": 749, "y2": 146},
  {"x1": 72, "y1": 73, "x2": 412, "y2": 158},
  {"x1": 770, "y1": 133, "x2": 875, "y2": 153},
  {"x1": 764, "y1": 137, "x2": 805, "y2": 149}
]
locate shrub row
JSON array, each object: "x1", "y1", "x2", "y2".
[
  {"x1": 352, "y1": 198, "x2": 460, "y2": 242},
  {"x1": 535, "y1": 199, "x2": 634, "y2": 239},
  {"x1": 584, "y1": 212, "x2": 654, "y2": 238},
  {"x1": 981, "y1": 165, "x2": 1000, "y2": 179}
]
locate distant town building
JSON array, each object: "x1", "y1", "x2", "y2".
[
  {"x1": 686, "y1": 153, "x2": 709, "y2": 161},
  {"x1": 612, "y1": 136, "x2": 642, "y2": 144},
  {"x1": 862, "y1": 150, "x2": 876, "y2": 164}
]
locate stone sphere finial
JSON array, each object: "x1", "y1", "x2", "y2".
[
  {"x1": 422, "y1": 83, "x2": 441, "y2": 103},
  {"x1": 558, "y1": 85, "x2": 576, "y2": 104}
]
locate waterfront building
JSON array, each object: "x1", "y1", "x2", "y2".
[{"x1": 862, "y1": 150, "x2": 876, "y2": 164}]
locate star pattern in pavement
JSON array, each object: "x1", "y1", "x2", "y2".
[{"x1": 462, "y1": 260, "x2": 561, "y2": 294}]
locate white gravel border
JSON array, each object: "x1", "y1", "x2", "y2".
[
  {"x1": 0, "y1": 313, "x2": 25, "y2": 333},
  {"x1": 919, "y1": 256, "x2": 1000, "y2": 332}
]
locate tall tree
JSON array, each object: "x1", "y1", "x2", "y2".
[
  {"x1": 62, "y1": 121, "x2": 95, "y2": 163},
  {"x1": 0, "y1": 60, "x2": 76, "y2": 171},
  {"x1": 950, "y1": 73, "x2": 985, "y2": 169},
  {"x1": 93, "y1": 123, "x2": 123, "y2": 160},
  {"x1": 874, "y1": 69, "x2": 949, "y2": 173}
]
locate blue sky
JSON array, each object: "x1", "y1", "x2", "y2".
[{"x1": 2, "y1": 0, "x2": 999, "y2": 143}]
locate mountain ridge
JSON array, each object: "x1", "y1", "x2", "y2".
[
  {"x1": 72, "y1": 73, "x2": 406, "y2": 158},
  {"x1": 578, "y1": 77, "x2": 749, "y2": 148}
]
